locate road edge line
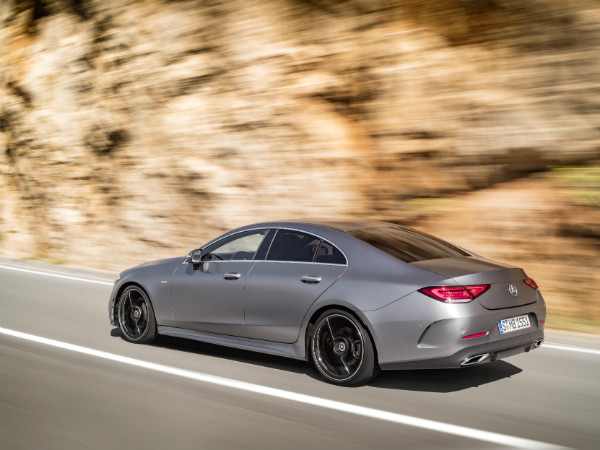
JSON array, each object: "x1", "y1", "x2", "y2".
[
  {"x1": 544, "y1": 343, "x2": 600, "y2": 355},
  {"x1": 0, "y1": 264, "x2": 113, "y2": 286}
]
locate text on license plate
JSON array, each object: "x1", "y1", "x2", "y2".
[{"x1": 498, "y1": 315, "x2": 530, "y2": 334}]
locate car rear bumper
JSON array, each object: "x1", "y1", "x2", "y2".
[
  {"x1": 379, "y1": 328, "x2": 544, "y2": 370},
  {"x1": 363, "y1": 289, "x2": 547, "y2": 369}
]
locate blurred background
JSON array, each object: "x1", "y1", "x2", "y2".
[{"x1": 0, "y1": 0, "x2": 598, "y2": 332}]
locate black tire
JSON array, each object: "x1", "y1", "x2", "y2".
[
  {"x1": 311, "y1": 309, "x2": 378, "y2": 386},
  {"x1": 117, "y1": 285, "x2": 157, "y2": 344}
]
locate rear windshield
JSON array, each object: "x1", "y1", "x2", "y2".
[{"x1": 346, "y1": 226, "x2": 470, "y2": 263}]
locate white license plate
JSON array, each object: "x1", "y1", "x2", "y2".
[{"x1": 498, "y1": 315, "x2": 531, "y2": 334}]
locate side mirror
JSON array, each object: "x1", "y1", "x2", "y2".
[{"x1": 186, "y1": 248, "x2": 202, "y2": 269}]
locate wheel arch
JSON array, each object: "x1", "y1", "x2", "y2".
[
  {"x1": 304, "y1": 304, "x2": 379, "y2": 365},
  {"x1": 112, "y1": 281, "x2": 154, "y2": 324}
]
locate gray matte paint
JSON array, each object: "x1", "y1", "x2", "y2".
[
  {"x1": 244, "y1": 261, "x2": 346, "y2": 342},
  {"x1": 108, "y1": 219, "x2": 546, "y2": 370},
  {"x1": 170, "y1": 260, "x2": 256, "y2": 336}
]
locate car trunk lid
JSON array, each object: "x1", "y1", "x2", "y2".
[{"x1": 410, "y1": 256, "x2": 537, "y2": 309}]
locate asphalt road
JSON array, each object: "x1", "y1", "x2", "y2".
[{"x1": 0, "y1": 257, "x2": 598, "y2": 450}]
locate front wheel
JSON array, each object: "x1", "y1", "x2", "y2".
[
  {"x1": 311, "y1": 309, "x2": 378, "y2": 386},
  {"x1": 118, "y1": 286, "x2": 157, "y2": 344}
]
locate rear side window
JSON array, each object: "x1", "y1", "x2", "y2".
[
  {"x1": 266, "y1": 230, "x2": 320, "y2": 262},
  {"x1": 347, "y1": 227, "x2": 469, "y2": 263},
  {"x1": 315, "y1": 240, "x2": 347, "y2": 265}
]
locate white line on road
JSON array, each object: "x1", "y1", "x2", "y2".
[
  {"x1": 544, "y1": 343, "x2": 600, "y2": 355},
  {"x1": 0, "y1": 264, "x2": 113, "y2": 286},
  {"x1": 0, "y1": 326, "x2": 566, "y2": 450}
]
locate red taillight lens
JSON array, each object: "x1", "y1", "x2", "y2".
[
  {"x1": 524, "y1": 278, "x2": 539, "y2": 290},
  {"x1": 418, "y1": 285, "x2": 490, "y2": 303}
]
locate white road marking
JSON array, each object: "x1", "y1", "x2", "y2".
[
  {"x1": 0, "y1": 264, "x2": 113, "y2": 286},
  {"x1": 0, "y1": 326, "x2": 566, "y2": 450},
  {"x1": 544, "y1": 343, "x2": 600, "y2": 356}
]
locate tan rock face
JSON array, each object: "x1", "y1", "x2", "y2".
[{"x1": 1, "y1": 1, "x2": 599, "y2": 322}]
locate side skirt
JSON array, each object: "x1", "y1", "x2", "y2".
[{"x1": 157, "y1": 326, "x2": 306, "y2": 361}]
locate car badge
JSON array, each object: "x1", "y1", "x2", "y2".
[{"x1": 508, "y1": 284, "x2": 518, "y2": 297}]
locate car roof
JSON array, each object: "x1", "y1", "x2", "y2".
[{"x1": 244, "y1": 218, "x2": 395, "y2": 233}]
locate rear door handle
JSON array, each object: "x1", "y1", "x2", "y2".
[
  {"x1": 224, "y1": 272, "x2": 241, "y2": 280},
  {"x1": 301, "y1": 275, "x2": 321, "y2": 284}
]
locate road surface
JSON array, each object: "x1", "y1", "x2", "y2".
[{"x1": 0, "y1": 257, "x2": 598, "y2": 449}]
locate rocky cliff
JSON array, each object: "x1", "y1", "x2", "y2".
[{"x1": 1, "y1": 0, "x2": 599, "y2": 325}]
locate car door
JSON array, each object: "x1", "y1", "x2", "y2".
[
  {"x1": 170, "y1": 229, "x2": 268, "y2": 336},
  {"x1": 244, "y1": 229, "x2": 348, "y2": 343}
]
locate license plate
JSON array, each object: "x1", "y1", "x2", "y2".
[{"x1": 498, "y1": 315, "x2": 530, "y2": 334}]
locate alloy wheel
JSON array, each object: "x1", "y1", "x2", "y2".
[
  {"x1": 118, "y1": 287, "x2": 152, "y2": 341},
  {"x1": 312, "y1": 313, "x2": 365, "y2": 382}
]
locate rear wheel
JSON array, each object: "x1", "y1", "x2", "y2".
[
  {"x1": 118, "y1": 286, "x2": 157, "y2": 344},
  {"x1": 311, "y1": 309, "x2": 378, "y2": 386}
]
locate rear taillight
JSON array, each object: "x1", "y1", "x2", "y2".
[
  {"x1": 524, "y1": 278, "x2": 539, "y2": 290},
  {"x1": 418, "y1": 285, "x2": 491, "y2": 303}
]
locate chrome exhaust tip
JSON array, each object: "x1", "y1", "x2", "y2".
[
  {"x1": 534, "y1": 338, "x2": 544, "y2": 348},
  {"x1": 460, "y1": 353, "x2": 491, "y2": 367}
]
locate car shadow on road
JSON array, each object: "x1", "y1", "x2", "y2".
[
  {"x1": 110, "y1": 328, "x2": 312, "y2": 376},
  {"x1": 110, "y1": 328, "x2": 522, "y2": 392},
  {"x1": 370, "y1": 361, "x2": 523, "y2": 392}
]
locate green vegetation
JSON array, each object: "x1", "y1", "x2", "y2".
[
  {"x1": 551, "y1": 166, "x2": 600, "y2": 208},
  {"x1": 24, "y1": 256, "x2": 68, "y2": 266},
  {"x1": 546, "y1": 313, "x2": 600, "y2": 335},
  {"x1": 403, "y1": 197, "x2": 457, "y2": 217}
]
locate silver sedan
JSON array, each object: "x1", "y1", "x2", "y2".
[{"x1": 108, "y1": 219, "x2": 546, "y2": 386}]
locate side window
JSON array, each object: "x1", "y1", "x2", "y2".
[
  {"x1": 315, "y1": 240, "x2": 347, "y2": 265},
  {"x1": 202, "y1": 229, "x2": 268, "y2": 261},
  {"x1": 266, "y1": 230, "x2": 320, "y2": 262}
]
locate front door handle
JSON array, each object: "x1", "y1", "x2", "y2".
[
  {"x1": 301, "y1": 275, "x2": 321, "y2": 284},
  {"x1": 224, "y1": 272, "x2": 241, "y2": 280}
]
